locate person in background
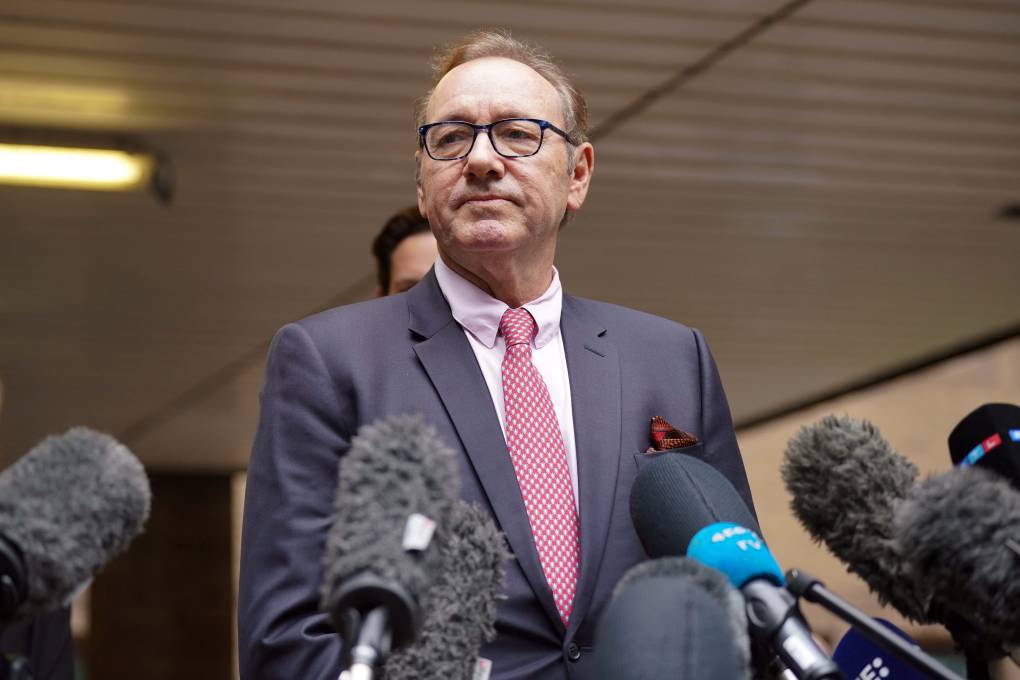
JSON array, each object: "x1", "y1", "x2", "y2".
[{"x1": 371, "y1": 206, "x2": 438, "y2": 296}]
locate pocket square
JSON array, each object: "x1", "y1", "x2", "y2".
[{"x1": 649, "y1": 416, "x2": 699, "y2": 452}]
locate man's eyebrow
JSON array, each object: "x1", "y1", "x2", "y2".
[{"x1": 432, "y1": 108, "x2": 532, "y2": 123}]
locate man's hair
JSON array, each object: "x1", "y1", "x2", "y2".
[
  {"x1": 371, "y1": 206, "x2": 431, "y2": 293},
  {"x1": 414, "y1": 29, "x2": 589, "y2": 145}
]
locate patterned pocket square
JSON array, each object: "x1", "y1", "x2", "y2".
[{"x1": 648, "y1": 416, "x2": 699, "y2": 452}]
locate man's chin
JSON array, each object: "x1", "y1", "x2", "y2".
[{"x1": 448, "y1": 218, "x2": 524, "y2": 249}]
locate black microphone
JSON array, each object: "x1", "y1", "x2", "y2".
[
  {"x1": 631, "y1": 452, "x2": 842, "y2": 680},
  {"x1": 382, "y1": 500, "x2": 509, "y2": 680},
  {"x1": 603, "y1": 556, "x2": 752, "y2": 677},
  {"x1": 948, "y1": 403, "x2": 1020, "y2": 490},
  {"x1": 319, "y1": 414, "x2": 460, "y2": 679},
  {"x1": 781, "y1": 415, "x2": 932, "y2": 623},
  {"x1": 0, "y1": 427, "x2": 151, "y2": 623},
  {"x1": 594, "y1": 556, "x2": 751, "y2": 680},
  {"x1": 894, "y1": 466, "x2": 1020, "y2": 656}
]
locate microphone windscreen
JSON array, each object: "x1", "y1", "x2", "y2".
[
  {"x1": 832, "y1": 618, "x2": 930, "y2": 680},
  {"x1": 781, "y1": 415, "x2": 931, "y2": 622},
  {"x1": 319, "y1": 414, "x2": 460, "y2": 644},
  {"x1": 894, "y1": 466, "x2": 1020, "y2": 646},
  {"x1": 595, "y1": 559, "x2": 749, "y2": 680},
  {"x1": 383, "y1": 500, "x2": 509, "y2": 680},
  {"x1": 948, "y1": 403, "x2": 1020, "y2": 488},
  {"x1": 630, "y1": 452, "x2": 759, "y2": 559},
  {"x1": 611, "y1": 557, "x2": 751, "y2": 674},
  {"x1": 0, "y1": 427, "x2": 151, "y2": 621}
]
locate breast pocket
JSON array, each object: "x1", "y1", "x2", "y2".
[{"x1": 633, "y1": 442, "x2": 706, "y2": 472}]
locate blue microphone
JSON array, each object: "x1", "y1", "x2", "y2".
[
  {"x1": 686, "y1": 522, "x2": 785, "y2": 590},
  {"x1": 832, "y1": 619, "x2": 930, "y2": 680}
]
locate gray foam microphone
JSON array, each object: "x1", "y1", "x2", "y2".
[
  {"x1": 894, "y1": 466, "x2": 1020, "y2": 648},
  {"x1": 0, "y1": 427, "x2": 151, "y2": 623},
  {"x1": 783, "y1": 415, "x2": 1015, "y2": 671},
  {"x1": 781, "y1": 414, "x2": 932, "y2": 622},
  {"x1": 382, "y1": 500, "x2": 509, "y2": 680},
  {"x1": 320, "y1": 414, "x2": 460, "y2": 676}
]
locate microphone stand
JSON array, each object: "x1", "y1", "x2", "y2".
[
  {"x1": 346, "y1": 607, "x2": 392, "y2": 680},
  {"x1": 785, "y1": 569, "x2": 963, "y2": 680},
  {"x1": 329, "y1": 573, "x2": 419, "y2": 680}
]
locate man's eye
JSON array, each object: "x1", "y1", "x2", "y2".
[
  {"x1": 500, "y1": 126, "x2": 538, "y2": 141},
  {"x1": 436, "y1": 130, "x2": 470, "y2": 146}
]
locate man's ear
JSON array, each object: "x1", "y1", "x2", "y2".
[
  {"x1": 566, "y1": 142, "x2": 595, "y2": 213},
  {"x1": 415, "y1": 151, "x2": 428, "y2": 218}
]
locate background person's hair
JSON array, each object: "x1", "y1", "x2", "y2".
[
  {"x1": 371, "y1": 206, "x2": 431, "y2": 294},
  {"x1": 415, "y1": 29, "x2": 589, "y2": 145}
]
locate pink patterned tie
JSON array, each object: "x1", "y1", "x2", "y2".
[{"x1": 499, "y1": 307, "x2": 580, "y2": 624}]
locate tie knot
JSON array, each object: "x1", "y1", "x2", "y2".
[{"x1": 499, "y1": 307, "x2": 537, "y2": 348}]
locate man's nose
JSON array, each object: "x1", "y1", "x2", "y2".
[{"x1": 463, "y1": 130, "x2": 505, "y2": 178}]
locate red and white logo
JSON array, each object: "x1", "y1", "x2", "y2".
[{"x1": 983, "y1": 433, "x2": 1003, "y2": 452}]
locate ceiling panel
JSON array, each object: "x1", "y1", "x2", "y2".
[{"x1": 1, "y1": 0, "x2": 1018, "y2": 467}]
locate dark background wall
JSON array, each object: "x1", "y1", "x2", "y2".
[{"x1": 87, "y1": 473, "x2": 234, "y2": 680}]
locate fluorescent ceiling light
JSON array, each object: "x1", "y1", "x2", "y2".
[{"x1": 0, "y1": 143, "x2": 153, "y2": 191}]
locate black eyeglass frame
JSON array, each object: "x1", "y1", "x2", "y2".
[{"x1": 417, "y1": 118, "x2": 576, "y2": 161}]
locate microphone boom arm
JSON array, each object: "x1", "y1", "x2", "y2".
[{"x1": 785, "y1": 569, "x2": 962, "y2": 680}]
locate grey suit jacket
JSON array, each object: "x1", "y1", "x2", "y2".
[{"x1": 237, "y1": 269, "x2": 754, "y2": 680}]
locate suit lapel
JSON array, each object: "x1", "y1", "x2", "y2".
[
  {"x1": 560, "y1": 295, "x2": 622, "y2": 637},
  {"x1": 407, "y1": 271, "x2": 565, "y2": 631}
]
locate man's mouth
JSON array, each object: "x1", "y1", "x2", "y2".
[{"x1": 462, "y1": 196, "x2": 510, "y2": 205}]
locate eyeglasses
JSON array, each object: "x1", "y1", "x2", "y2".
[{"x1": 418, "y1": 118, "x2": 574, "y2": 161}]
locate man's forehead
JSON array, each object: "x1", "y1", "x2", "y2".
[{"x1": 427, "y1": 56, "x2": 562, "y2": 123}]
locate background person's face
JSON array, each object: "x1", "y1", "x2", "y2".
[
  {"x1": 417, "y1": 57, "x2": 589, "y2": 271},
  {"x1": 386, "y1": 231, "x2": 438, "y2": 294}
]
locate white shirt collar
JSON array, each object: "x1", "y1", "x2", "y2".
[{"x1": 433, "y1": 256, "x2": 563, "y2": 350}]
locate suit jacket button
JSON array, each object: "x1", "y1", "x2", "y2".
[{"x1": 565, "y1": 641, "x2": 581, "y2": 662}]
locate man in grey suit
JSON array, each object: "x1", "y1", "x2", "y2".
[{"x1": 238, "y1": 30, "x2": 754, "y2": 680}]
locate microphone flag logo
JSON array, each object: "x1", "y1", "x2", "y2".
[
  {"x1": 960, "y1": 432, "x2": 1004, "y2": 466},
  {"x1": 833, "y1": 618, "x2": 929, "y2": 680},
  {"x1": 686, "y1": 521, "x2": 784, "y2": 588},
  {"x1": 983, "y1": 433, "x2": 1003, "y2": 452},
  {"x1": 855, "y1": 657, "x2": 890, "y2": 680}
]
